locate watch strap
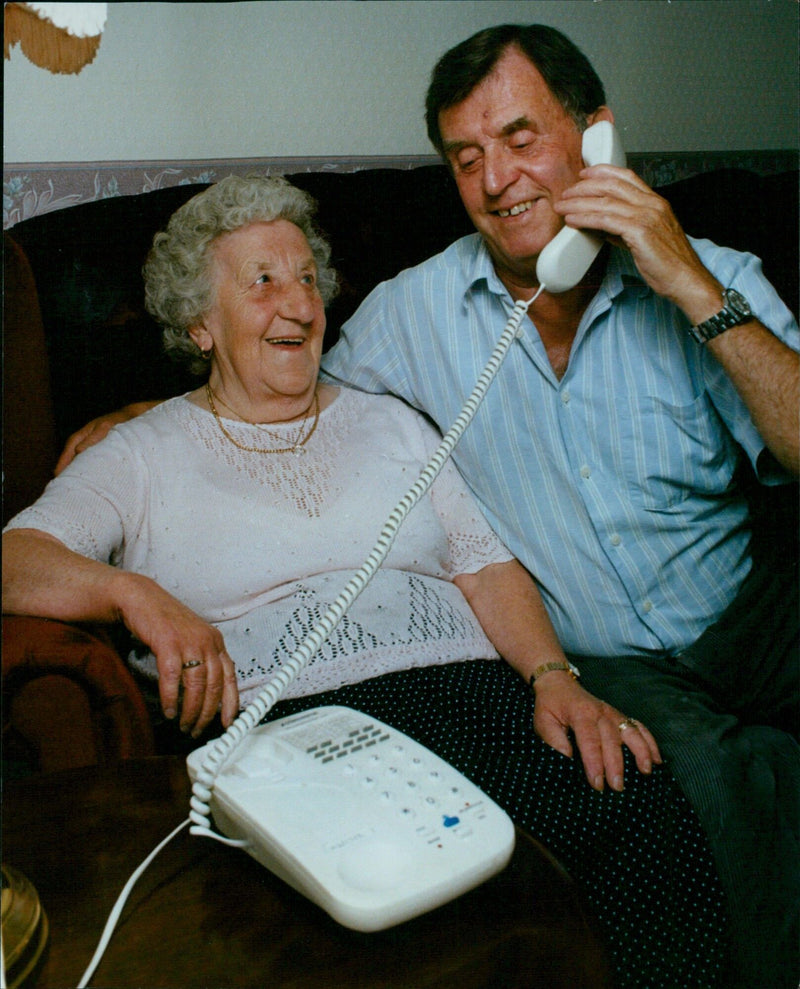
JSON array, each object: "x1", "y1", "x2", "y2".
[
  {"x1": 689, "y1": 288, "x2": 751, "y2": 344},
  {"x1": 529, "y1": 660, "x2": 580, "y2": 687}
]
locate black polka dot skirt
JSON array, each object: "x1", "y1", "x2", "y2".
[{"x1": 265, "y1": 660, "x2": 727, "y2": 989}]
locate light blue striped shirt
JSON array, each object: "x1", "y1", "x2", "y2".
[{"x1": 322, "y1": 233, "x2": 799, "y2": 657}]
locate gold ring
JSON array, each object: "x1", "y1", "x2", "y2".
[
  {"x1": 182, "y1": 660, "x2": 204, "y2": 670},
  {"x1": 618, "y1": 717, "x2": 639, "y2": 733}
]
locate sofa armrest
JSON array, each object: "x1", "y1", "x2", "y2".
[{"x1": 2, "y1": 615, "x2": 155, "y2": 774}]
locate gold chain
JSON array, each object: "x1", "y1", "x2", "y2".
[
  {"x1": 210, "y1": 385, "x2": 316, "y2": 437},
  {"x1": 205, "y1": 383, "x2": 320, "y2": 455}
]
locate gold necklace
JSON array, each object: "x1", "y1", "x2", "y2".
[
  {"x1": 211, "y1": 386, "x2": 317, "y2": 434},
  {"x1": 205, "y1": 383, "x2": 320, "y2": 455}
]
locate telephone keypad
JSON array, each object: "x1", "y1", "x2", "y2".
[
  {"x1": 281, "y1": 712, "x2": 494, "y2": 843},
  {"x1": 313, "y1": 727, "x2": 475, "y2": 838}
]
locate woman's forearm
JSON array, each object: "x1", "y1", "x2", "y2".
[
  {"x1": 456, "y1": 558, "x2": 662, "y2": 789},
  {"x1": 453, "y1": 559, "x2": 566, "y2": 681},
  {"x1": 2, "y1": 528, "x2": 128, "y2": 623},
  {"x1": 2, "y1": 527, "x2": 240, "y2": 734}
]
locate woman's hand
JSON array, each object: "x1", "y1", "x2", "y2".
[
  {"x1": 113, "y1": 571, "x2": 239, "y2": 737},
  {"x1": 453, "y1": 560, "x2": 661, "y2": 790},
  {"x1": 531, "y1": 670, "x2": 662, "y2": 792},
  {"x1": 454, "y1": 559, "x2": 661, "y2": 790},
  {"x1": 3, "y1": 529, "x2": 240, "y2": 738}
]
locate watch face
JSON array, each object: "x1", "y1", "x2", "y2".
[{"x1": 725, "y1": 288, "x2": 751, "y2": 317}]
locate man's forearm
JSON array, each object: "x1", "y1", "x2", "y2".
[
  {"x1": 707, "y1": 319, "x2": 800, "y2": 475},
  {"x1": 671, "y1": 272, "x2": 799, "y2": 475},
  {"x1": 55, "y1": 400, "x2": 164, "y2": 474}
]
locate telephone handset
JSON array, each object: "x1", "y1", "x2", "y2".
[{"x1": 535, "y1": 120, "x2": 626, "y2": 294}]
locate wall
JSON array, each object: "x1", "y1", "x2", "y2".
[{"x1": 4, "y1": 0, "x2": 799, "y2": 164}]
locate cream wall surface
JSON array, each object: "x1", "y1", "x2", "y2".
[{"x1": 4, "y1": 0, "x2": 798, "y2": 163}]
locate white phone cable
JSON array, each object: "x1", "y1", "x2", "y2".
[
  {"x1": 74, "y1": 288, "x2": 542, "y2": 988},
  {"x1": 188, "y1": 289, "x2": 542, "y2": 840}
]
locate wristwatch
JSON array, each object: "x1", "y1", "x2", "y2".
[
  {"x1": 528, "y1": 660, "x2": 581, "y2": 689},
  {"x1": 688, "y1": 287, "x2": 752, "y2": 344}
]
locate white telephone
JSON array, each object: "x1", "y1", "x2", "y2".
[
  {"x1": 536, "y1": 120, "x2": 626, "y2": 293},
  {"x1": 186, "y1": 706, "x2": 515, "y2": 931}
]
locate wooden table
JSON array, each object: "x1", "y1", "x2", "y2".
[{"x1": 3, "y1": 757, "x2": 612, "y2": 989}]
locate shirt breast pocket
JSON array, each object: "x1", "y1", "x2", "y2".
[{"x1": 620, "y1": 392, "x2": 737, "y2": 512}]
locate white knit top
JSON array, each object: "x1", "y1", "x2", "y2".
[{"x1": 7, "y1": 389, "x2": 512, "y2": 705}]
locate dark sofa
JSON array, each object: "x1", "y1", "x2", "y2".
[{"x1": 3, "y1": 162, "x2": 798, "y2": 773}]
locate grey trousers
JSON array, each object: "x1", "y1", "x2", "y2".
[{"x1": 570, "y1": 546, "x2": 799, "y2": 989}]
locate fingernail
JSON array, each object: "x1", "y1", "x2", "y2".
[
  {"x1": 165, "y1": 707, "x2": 176, "y2": 720},
  {"x1": 593, "y1": 775, "x2": 604, "y2": 790},
  {"x1": 612, "y1": 775, "x2": 624, "y2": 791}
]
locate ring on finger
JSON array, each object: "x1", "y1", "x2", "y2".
[
  {"x1": 618, "y1": 717, "x2": 639, "y2": 733},
  {"x1": 182, "y1": 659, "x2": 205, "y2": 670}
]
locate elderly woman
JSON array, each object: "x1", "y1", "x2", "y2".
[{"x1": 3, "y1": 176, "x2": 727, "y2": 989}]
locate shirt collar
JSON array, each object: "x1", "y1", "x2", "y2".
[
  {"x1": 463, "y1": 235, "x2": 503, "y2": 302},
  {"x1": 463, "y1": 235, "x2": 646, "y2": 306}
]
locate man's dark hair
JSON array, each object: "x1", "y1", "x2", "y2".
[{"x1": 425, "y1": 24, "x2": 607, "y2": 156}]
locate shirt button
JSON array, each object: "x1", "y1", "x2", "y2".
[
  {"x1": 610, "y1": 533, "x2": 621, "y2": 546},
  {"x1": 561, "y1": 391, "x2": 571, "y2": 405},
  {"x1": 579, "y1": 465, "x2": 591, "y2": 479},
  {"x1": 643, "y1": 600, "x2": 653, "y2": 613}
]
